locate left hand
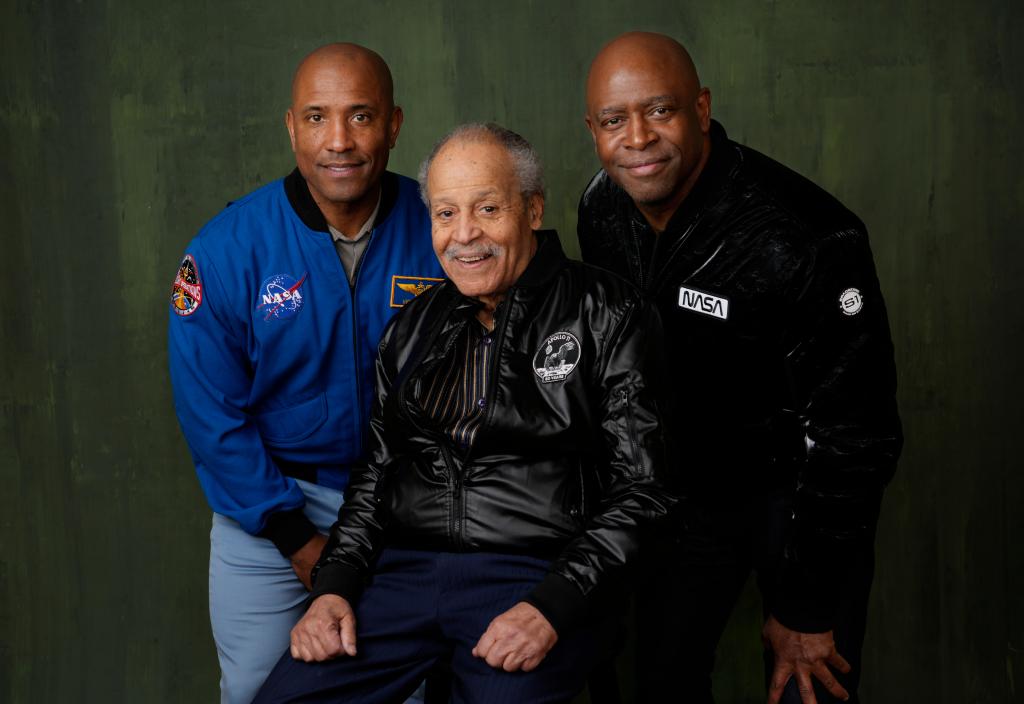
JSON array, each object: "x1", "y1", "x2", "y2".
[
  {"x1": 472, "y1": 601, "x2": 558, "y2": 672},
  {"x1": 763, "y1": 615, "x2": 852, "y2": 704}
]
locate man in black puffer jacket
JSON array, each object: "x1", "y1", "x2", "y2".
[
  {"x1": 579, "y1": 32, "x2": 902, "y2": 704},
  {"x1": 254, "y1": 123, "x2": 676, "y2": 703}
]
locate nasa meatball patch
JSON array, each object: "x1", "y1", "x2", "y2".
[
  {"x1": 256, "y1": 273, "x2": 307, "y2": 321},
  {"x1": 533, "y1": 331, "x2": 580, "y2": 383},
  {"x1": 839, "y1": 287, "x2": 863, "y2": 316},
  {"x1": 171, "y1": 254, "x2": 203, "y2": 316}
]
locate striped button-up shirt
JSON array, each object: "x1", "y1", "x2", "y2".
[{"x1": 419, "y1": 316, "x2": 494, "y2": 450}]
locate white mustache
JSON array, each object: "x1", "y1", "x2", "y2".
[{"x1": 443, "y1": 244, "x2": 503, "y2": 261}]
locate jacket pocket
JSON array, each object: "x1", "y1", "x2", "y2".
[{"x1": 254, "y1": 393, "x2": 328, "y2": 445}]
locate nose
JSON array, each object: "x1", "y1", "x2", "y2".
[
  {"x1": 326, "y1": 119, "x2": 356, "y2": 153},
  {"x1": 625, "y1": 116, "x2": 657, "y2": 150},
  {"x1": 452, "y1": 213, "x2": 482, "y2": 244}
]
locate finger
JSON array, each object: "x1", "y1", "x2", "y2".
[
  {"x1": 308, "y1": 634, "x2": 331, "y2": 662},
  {"x1": 795, "y1": 669, "x2": 819, "y2": 704},
  {"x1": 767, "y1": 666, "x2": 792, "y2": 704},
  {"x1": 484, "y1": 636, "x2": 515, "y2": 669},
  {"x1": 472, "y1": 628, "x2": 497, "y2": 659},
  {"x1": 295, "y1": 638, "x2": 314, "y2": 663},
  {"x1": 827, "y1": 650, "x2": 852, "y2": 674},
  {"x1": 291, "y1": 630, "x2": 308, "y2": 660},
  {"x1": 521, "y1": 653, "x2": 546, "y2": 672},
  {"x1": 502, "y1": 649, "x2": 528, "y2": 672},
  {"x1": 312, "y1": 620, "x2": 344, "y2": 661},
  {"x1": 339, "y1": 613, "x2": 358, "y2": 657},
  {"x1": 812, "y1": 662, "x2": 849, "y2": 701}
]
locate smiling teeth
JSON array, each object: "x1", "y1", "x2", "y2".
[{"x1": 458, "y1": 255, "x2": 487, "y2": 262}]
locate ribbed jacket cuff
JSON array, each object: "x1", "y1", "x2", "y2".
[
  {"x1": 523, "y1": 572, "x2": 589, "y2": 637},
  {"x1": 309, "y1": 563, "x2": 365, "y2": 605},
  {"x1": 258, "y1": 508, "x2": 317, "y2": 558},
  {"x1": 770, "y1": 561, "x2": 838, "y2": 633}
]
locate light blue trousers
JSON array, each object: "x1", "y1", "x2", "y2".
[{"x1": 208, "y1": 479, "x2": 342, "y2": 704}]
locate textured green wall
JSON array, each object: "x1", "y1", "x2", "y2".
[{"x1": 1, "y1": 1, "x2": 1021, "y2": 702}]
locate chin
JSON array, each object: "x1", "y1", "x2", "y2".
[
  {"x1": 318, "y1": 181, "x2": 372, "y2": 204},
  {"x1": 450, "y1": 278, "x2": 495, "y2": 299},
  {"x1": 622, "y1": 181, "x2": 678, "y2": 207}
]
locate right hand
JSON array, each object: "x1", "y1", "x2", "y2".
[
  {"x1": 290, "y1": 594, "x2": 358, "y2": 662},
  {"x1": 289, "y1": 533, "x2": 328, "y2": 590}
]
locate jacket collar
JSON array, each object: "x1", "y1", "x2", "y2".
[
  {"x1": 644, "y1": 119, "x2": 739, "y2": 235},
  {"x1": 283, "y1": 168, "x2": 400, "y2": 233},
  {"x1": 512, "y1": 229, "x2": 565, "y2": 291}
]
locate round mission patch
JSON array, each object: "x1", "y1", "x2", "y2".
[{"x1": 533, "y1": 331, "x2": 581, "y2": 383}]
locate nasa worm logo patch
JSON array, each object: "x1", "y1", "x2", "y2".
[
  {"x1": 171, "y1": 254, "x2": 203, "y2": 316},
  {"x1": 839, "y1": 287, "x2": 863, "y2": 316},
  {"x1": 533, "y1": 331, "x2": 580, "y2": 384},
  {"x1": 257, "y1": 273, "x2": 307, "y2": 321}
]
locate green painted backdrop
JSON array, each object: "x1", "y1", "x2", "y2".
[{"x1": 2, "y1": 1, "x2": 1021, "y2": 701}]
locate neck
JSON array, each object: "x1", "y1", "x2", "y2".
[
  {"x1": 311, "y1": 182, "x2": 381, "y2": 236},
  {"x1": 475, "y1": 296, "x2": 501, "y2": 330},
  {"x1": 637, "y1": 136, "x2": 711, "y2": 233}
]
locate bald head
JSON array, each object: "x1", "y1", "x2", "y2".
[
  {"x1": 586, "y1": 32, "x2": 701, "y2": 111},
  {"x1": 291, "y1": 42, "x2": 394, "y2": 110},
  {"x1": 584, "y1": 32, "x2": 712, "y2": 231}
]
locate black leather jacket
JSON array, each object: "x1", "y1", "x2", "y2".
[
  {"x1": 578, "y1": 121, "x2": 902, "y2": 632},
  {"x1": 312, "y1": 231, "x2": 677, "y2": 634}
]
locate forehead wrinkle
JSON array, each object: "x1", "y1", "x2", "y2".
[{"x1": 432, "y1": 187, "x2": 500, "y2": 203}]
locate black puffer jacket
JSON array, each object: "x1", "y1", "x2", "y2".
[
  {"x1": 312, "y1": 231, "x2": 677, "y2": 633},
  {"x1": 578, "y1": 121, "x2": 902, "y2": 632}
]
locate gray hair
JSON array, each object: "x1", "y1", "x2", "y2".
[{"x1": 417, "y1": 122, "x2": 546, "y2": 205}]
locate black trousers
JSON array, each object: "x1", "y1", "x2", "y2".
[{"x1": 635, "y1": 490, "x2": 876, "y2": 704}]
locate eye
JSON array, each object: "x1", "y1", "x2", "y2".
[
  {"x1": 480, "y1": 205, "x2": 497, "y2": 214},
  {"x1": 436, "y1": 209, "x2": 454, "y2": 220},
  {"x1": 603, "y1": 117, "x2": 622, "y2": 128},
  {"x1": 352, "y1": 113, "x2": 370, "y2": 123},
  {"x1": 307, "y1": 114, "x2": 324, "y2": 123},
  {"x1": 650, "y1": 106, "x2": 674, "y2": 119}
]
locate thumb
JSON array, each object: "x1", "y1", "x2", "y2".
[{"x1": 339, "y1": 611, "x2": 358, "y2": 657}]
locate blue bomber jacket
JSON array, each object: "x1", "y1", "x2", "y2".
[{"x1": 169, "y1": 169, "x2": 444, "y2": 555}]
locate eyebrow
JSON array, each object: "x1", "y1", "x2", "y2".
[{"x1": 597, "y1": 95, "x2": 678, "y2": 117}]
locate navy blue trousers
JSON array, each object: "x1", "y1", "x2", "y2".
[{"x1": 253, "y1": 549, "x2": 614, "y2": 704}]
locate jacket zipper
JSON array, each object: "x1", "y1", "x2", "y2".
[
  {"x1": 621, "y1": 388, "x2": 645, "y2": 475},
  {"x1": 628, "y1": 218, "x2": 647, "y2": 291},
  {"x1": 576, "y1": 464, "x2": 587, "y2": 521},
  {"x1": 440, "y1": 442, "x2": 464, "y2": 549},
  {"x1": 347, "y1": 230, "x2": 375, "y2": 446}
]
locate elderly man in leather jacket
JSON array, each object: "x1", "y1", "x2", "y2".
[
  {"x1": 254, "y1": 122, "x2": 676, "y2": 703},
  {"x1": 578, "y1": 32, "x2": 902, "y2": 704}
]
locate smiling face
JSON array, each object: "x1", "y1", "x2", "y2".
[
  {"x1": 585, "y1": 33, "x2": 711, "y2": 230},
  {"x1": 286, "y1": 48, "x2": 402, "y2": 218},
  {"x1": 425, "y1": 138, "x2": 543, "y2": 314}
]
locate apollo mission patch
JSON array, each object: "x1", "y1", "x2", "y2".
[
  {"x1": 171, "y1": 254, "x2": 203, "y2": 316},
  {"x1": 533, "y1": 331, "x2": 580, "y2": 383}
]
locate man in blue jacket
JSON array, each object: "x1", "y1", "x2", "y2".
[{"x1": 168, "y1": 43, "x2": 443, "y2": 703}]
